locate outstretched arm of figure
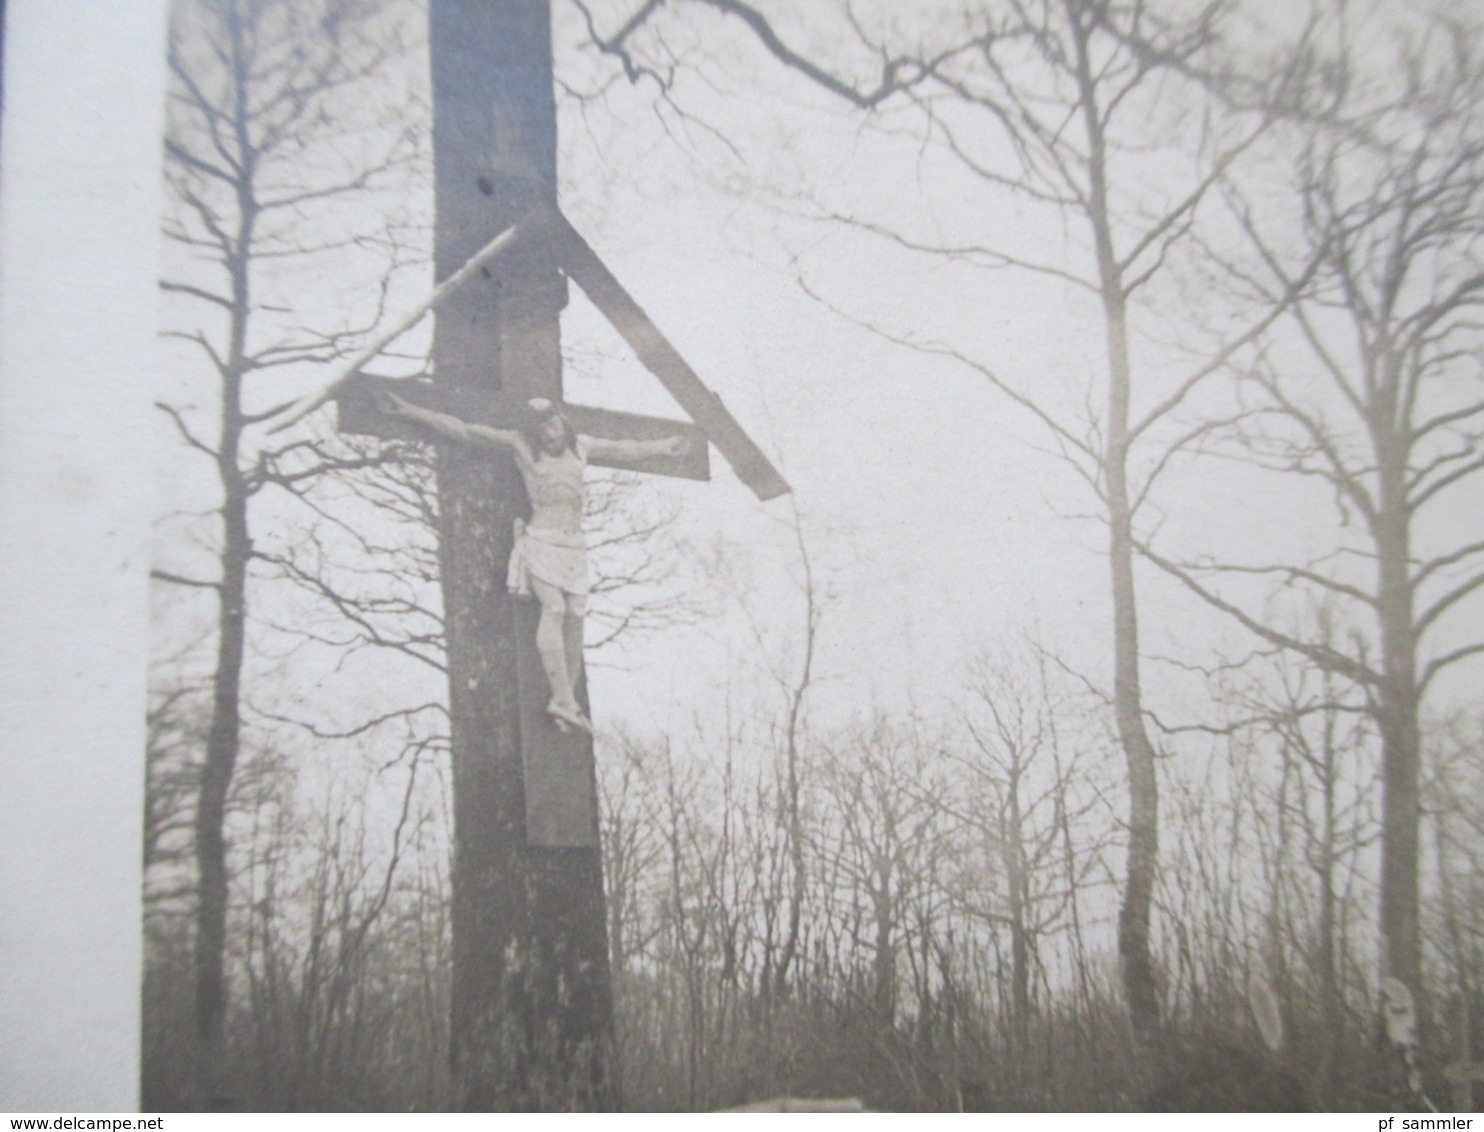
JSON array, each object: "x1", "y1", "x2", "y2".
[
  {"x1": 374, "y1": 390, "x2": 531, "y2": 460},
  {"x1": 584, "y1": 434, "x2": 692, "y2": 463}
]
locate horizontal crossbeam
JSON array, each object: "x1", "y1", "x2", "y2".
[{"x1": 337, "y1": 374, "x2": 711, "y2": 482}]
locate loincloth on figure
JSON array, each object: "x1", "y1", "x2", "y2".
[{"x1": 506, "y1": 519, "x2": 588, "y2": 614}]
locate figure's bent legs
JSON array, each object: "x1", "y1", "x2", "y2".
[
  {"x1": 563, "y1": 595, "x2": 585, "y2": 700},
  {"x1": 530, "y1": 578, "x2": 590, "y2": 733},
  {"x1": 531, "y1": 578, "x2": 577, "y2": 708}
]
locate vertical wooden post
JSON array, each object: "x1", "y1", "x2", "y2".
[{"x1": 430, "y1": 0, "x2": 615, "y2": 1110}]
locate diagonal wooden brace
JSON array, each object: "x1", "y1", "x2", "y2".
[{"x1": 533, "y1": 208, "x2": 791, "y2": 502}]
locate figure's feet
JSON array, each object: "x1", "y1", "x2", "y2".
[{"x1": 547, "y1": 700, "x2": 593, "y2": 735}]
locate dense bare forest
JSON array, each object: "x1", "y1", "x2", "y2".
[{"x1": 145, "y1": 0, "x2": 1484, "y2": 1112}]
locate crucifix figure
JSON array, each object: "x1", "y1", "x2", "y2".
[
  {"x1": 322, "y1": 202, "x2": 781, "y2": 857},
  {"x1": 373, "y1": 388, "x2": 688, "y2": 733}
]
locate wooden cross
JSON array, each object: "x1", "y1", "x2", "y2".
[
  {"x1": 337, "y1": 206, "x2": 788, "y2": 850},
  {"x1": 301, "y1": 1, "x2": 795, "y2": 1106}
]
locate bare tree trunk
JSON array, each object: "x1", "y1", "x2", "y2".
[
  {"x1": 772, "y1": 519, "x2": 818, "y2": 1001},
  {"x1": 872, "y1": 877, "x2": 896, "y2": 1026},
  {"x1": 192, "y1": 78, "x2": 259, "y2": 1098},
  {"x1": 1375, "y1": 436, "x2": 1422, "y2": 1006},
  {"x1": 1005, "y1": 785, "x2": 1031, "y2": 1052},
  {"x1": 1070, "y1": 0, "x2": 1160, "y2": 1042},
  {"x1": 1317, "y1": 691, "x2": 1341, "y2": 1107},
  {"x1": 193, "y1": 478, "x2": 248, "y2": 1098}
]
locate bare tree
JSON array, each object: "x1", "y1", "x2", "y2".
[
  {"x1": 944, "y1": 650, "x2": 1106, "y2": 1065},
  {"x1": 1227, "y1": 643, "x2": 1378, "y2": 1105},
  {"x1": 232, "y1": 743, "x2": 438, "y2": 1108},
  {"x1": 812, "y1": 718, "x2": 951, "y2": 1038},
  {"x1": 156, "y1": 0, "x2": 421, "y2": 1100},
  {"x1": 1425, "y1": 711, "x2": 1484, "y2": 1109},
  {"x1": 571, "y1": 0, "x2": 1325, "y2": 1042},
  {"x1": 724, "y1": 505, "x2": 826, "y2": 1004},
  {"x1": 1138, "y1": 11, "x2": 1484, "y2": 1041}
]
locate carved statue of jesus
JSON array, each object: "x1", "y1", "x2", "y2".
[{"x1": 375, "y1": 389, "x2": 688, "y2": 734}]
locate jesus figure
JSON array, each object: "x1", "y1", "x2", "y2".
[{"x1": 374, "y1": 389, "x2": 689, "y2": 734}]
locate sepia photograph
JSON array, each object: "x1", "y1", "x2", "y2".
[{"x1": 3, "y1": 0, "x2": 1483, "y2": 1115}]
